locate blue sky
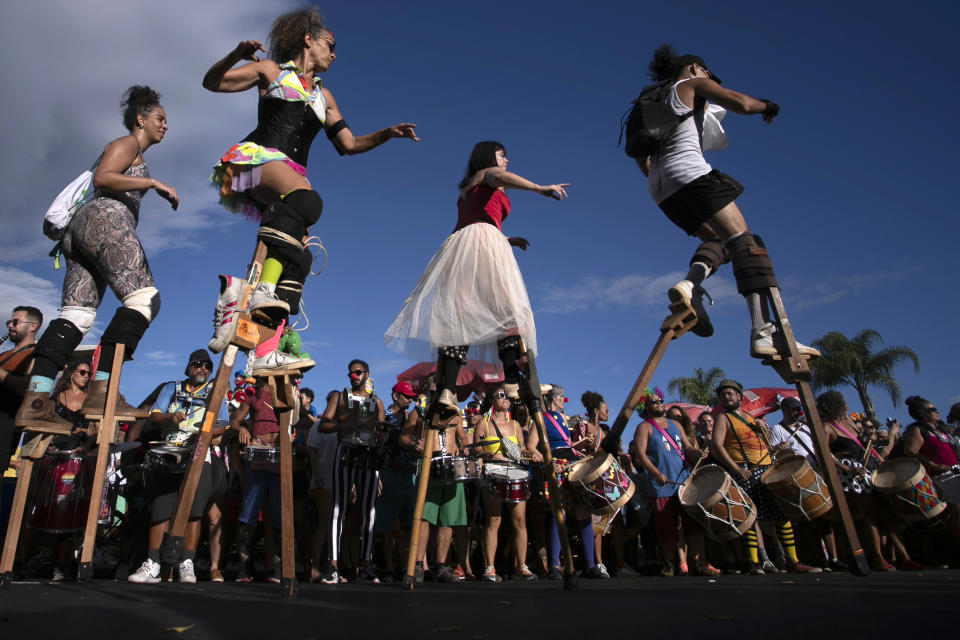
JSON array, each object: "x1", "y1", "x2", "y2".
[{"x1": 1, "y1": 1, "x2": 957, "y2": 443}]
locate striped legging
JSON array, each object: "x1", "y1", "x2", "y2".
[{"x1": 330, "y1": 444, "x2": 380, "y2": 563}]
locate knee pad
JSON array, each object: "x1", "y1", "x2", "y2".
[
  {"x1": 727, "y1": 233, "x2": 778, "y2": 295},
  {"x1": 122, "y1": 287, "x2": 160, "y2": 322},
  {"x1": 283, "y1": 189, "x2": 324, "y2": 227},
  {"x1": 59, "y1": 306, "x2": 97, "y2": 336},
  {"x1": 34, "y1": 318, "x2": 84, "y2": 371},
  {"x1": 101, "y1": 307, "x2": 150, "y2": 356},
  {"x1": 690, "y1": 240, "x2": 730, "y2": 272}
]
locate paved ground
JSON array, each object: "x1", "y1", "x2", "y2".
[{"x1": 1, "y1": 570, "x2": 956, "y2": 639}]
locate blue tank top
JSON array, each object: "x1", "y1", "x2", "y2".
[
  {"x1": 643, "y1": 418, "x2": 689, "y2": 498},
  {"x1": 543, "y1": 411, "x2": 571, "y2": 452}
]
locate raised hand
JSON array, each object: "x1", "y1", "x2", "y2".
[
  {"x1": 389, "y1": 123, "x2": 420, "y2": 142},
  {"x1": 538, "y1": 183, "x2": 570, "y2": 200},
  {"x1": 234, "y1": 40, "x2": 266, "y2": 62}
]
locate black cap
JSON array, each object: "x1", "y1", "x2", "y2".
[
  {"x1": 781, "y1": 397, "x2": 802, "y2": 411},
  {"x1": 675, "y1": 53, "x2": 722, "y2": 84},
  {"x1": 185, "y1": 349, "x2": 213, "y2": 375},
  {"x1": 715, "y1": 379, "x2": 743, "y2": 395}
]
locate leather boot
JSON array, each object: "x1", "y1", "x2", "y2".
[
  {"x1": 81, "y1": 379, "x2": 150, "y2": 420},
  {"x1": 15, "y1": 391, "x2": 74, "y2": 434}
]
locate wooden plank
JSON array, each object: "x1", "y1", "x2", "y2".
[{"x1": 271, "y1": 376, "x2": 297, "y2": 598}]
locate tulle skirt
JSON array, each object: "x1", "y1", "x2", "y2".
[
  {"x1": 209, "y1": 142, "x2": 308, "y2": 221},
  {"x1": 384, "y1": 222, "x2": 537, "y2": 365}
]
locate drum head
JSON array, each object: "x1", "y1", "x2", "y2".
[
  {"x1": 567, "y1": 452, "x2": 611, "y2": 484},
  {"x1": 872, "y1": 458, "x2": 922, "y2": 491},
  {"x1": 762, "y1": 454, "x2": 806, "y2": 485},
  {"x1": 679, "y1": 465, "x2": 729, "y2": 507}
]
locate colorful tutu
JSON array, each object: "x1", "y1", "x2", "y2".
[
  {"x1": 209, "y1": 142, "x2": 307, "y2": 220},
  {"x1": 384, "y1": 222, "x2": 537, "y2": 366}
]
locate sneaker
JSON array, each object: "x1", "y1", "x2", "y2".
[
  {"x1": 52, "y1": 566, "x2": 67, "y2": 582},
  {"x1": 547, "y1": 566, "x2": 563, "y2": 581},
  {"x1": 828, "y1": 559, "x2": 848, "y2": 572},
  {"x1": 750, "y1": 322, "x2": 821, "y2": 359},
  {"x1": 235, "y1": 563, "x2": 253, "y2": 583},
  {"x1": 435, "y1": 565, "x2": 460, "y2": 584},
  {"x1": 617, "y1": 565, "x2": 641, "y2": 578},
  {"x1": 266, "y1": 565, "x2": 281, "y2": 584},
  {"x1": 584, "y1": 564, "x2": 610, "y2": 579},
  {"x1": 209, "y1": 568, "x2": 224, "y2": 582},
  {"x1": 414, "y1": 562, "x2": 425, "y2": 584},
  {"x1": 694, "y1": 562, "x2": 722, "y2": 577},
  {"x1": 320, "y1": 566, "x2": 340, "y2": 585},
  {"x1": 250, "y1": 349, "x2": 315, "y2": 375},
  {"x1": 209, "y1": 274, "x2": 247, "y2": 353},
  {"x1": 451, "y1": 565, "x2": 466, "y2": 581},
  {"x1": 762, "y1": 559, "x2": 779, "y2": 574},
  {"x1": 596, "y1": 563, "x2": 610, "y2": 578},
  {"x1": 481, "y1": 565, "x2": 500, "y2": 583},
  {"x1": 871, "y1": 560, "x2": 896, "y2": 572},
  {"x1": 128, "y1": 559, "x2": 161, "y2": 584},
  {"x1": 177, "y1": 559, "x2": 197, "y2": 584},
  {"x1": 785, "y1": 560, "x2": 821, "y2": 574},
  {"x1": 512, "y1": 564, "x2": 538, "y2": 582},
  {"x1": 249, "y1": 282, "x2": 290, "y2": 316},
  {"x1": 749, "y1": 563, "x2": 766, "y2": 576},
  {"x1": 659, "y1": 561, "x2": 675, "y2": 578},
  {"x1": 669, "y1": 280, "x2": 714, "y2": 337},
  {"x1": 358, "y1": 565, "x2": 380, "y2": 584}
]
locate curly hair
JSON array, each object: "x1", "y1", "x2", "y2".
[
  {"x1": 905, "y1": 395, "x2": 933, "y2": 421},
  {"x1": 121, "y1": 85, "x2": 161, "y2": 132},
  {"x1": 581, "y1": 390, "x2": 605, "y2": 418},
  {"x1": 458, "y1": 141, "x2": 505, "y2": 190},
  {"x1": 815, "y1": 390, "x2": 848, "y2": 422},
  {"x1": 51, "y1": 357, "x2": 90, "y2": 399},
  {"x1": 648, "y1": 44, "x2": 680, "y2": 82},
  {"x1": 268, "y1": 6, "x2": 329, "y2": 63}
]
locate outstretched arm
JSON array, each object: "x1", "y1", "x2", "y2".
[
  {"x1": 685, "y1": 77, "x2": 779, "y2": 124},
  {"x1": 323, "y1": 89, "x2": 419, "y2": 156},
  {"x1": 202, "y1": 40, "x2": 275, "y2": 93},
  {"x1": 481, "y1": 168, "x2": 569, "y2": 200}
]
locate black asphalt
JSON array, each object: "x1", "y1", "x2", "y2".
[{"x1": 1, "y1": 570, "x2": 956, "y2": 639}]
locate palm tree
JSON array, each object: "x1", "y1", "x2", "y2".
[
  {"x1": 810, "y1": 329, "x2": 919, "y2": 416},
  {"x1": 667, "y1": 367, "x2": 725, "y2": 406}
]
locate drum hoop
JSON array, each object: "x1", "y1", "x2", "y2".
[{"x1": 567, "y1": 452, "x2": 612, "y2": 484}]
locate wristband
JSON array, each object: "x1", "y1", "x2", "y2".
[{"x1": 760, "y1": 99, "x2": 780, "y2": 117}]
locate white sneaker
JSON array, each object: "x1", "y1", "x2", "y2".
[
  {"x1": 177, "y1": 559, "x2": 197, "y2": 584},
  {"x1": 251, "y1": 349, "x2": 315, "y2": 375},
  {"x1": 596, "y1": 563, "x2": 610, "y2": 578},
  {"x1": 209, "y1": 274, "x2": 247, "y2": 353},
  {"x1": 128, "y1": 559, "x2": 161, "y2": 584},
  {"x1": 750, "y1": 322, "x2": 821, "y2": 359},
  {"x1": 249, "y1": 282, "x2": 289, "y2": 314}
]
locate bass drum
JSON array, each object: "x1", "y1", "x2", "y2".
[{"x1": 679, "y1": 464, "x2": 756, "y2": 542}]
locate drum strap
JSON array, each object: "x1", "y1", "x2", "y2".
[
  {"x1": 486, "y1": 416, "x2": 522, "y2": 462},
  {"x1": 646, "y1": 419, "x2": 684, "y2": 462},
  {"x1": 829, "y1": 421, "x2": 882, "y2": 462},
  {"x1": 543, "y1": 412, "x2": 572, "y2": 447},
  {"x1": 726, "y1": 412, "x2": 769, "y2": 467}
]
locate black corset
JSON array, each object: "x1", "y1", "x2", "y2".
[{"x1": 242, "y1": 97, "x2": 323, "y2": 167}]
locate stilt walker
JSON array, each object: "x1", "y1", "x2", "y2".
[
  {"x1": 385, "y1": 140, "x2": 572, "y2": 588},
  {"x1": 616, "y1": 44, "x2": 868, "y2": 574}
]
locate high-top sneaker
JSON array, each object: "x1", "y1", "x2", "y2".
[
  {"x1": 209, "y1": 274, "x2": 247, "y2": 353},
  {"x1": 750, "y1": 322, "x2": 821, "y2": 359},
  {"x1": 249, "y1": 282, "x2": 290, "y2": 322}
]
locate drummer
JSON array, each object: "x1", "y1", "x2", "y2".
[
  {"x1": 525, "y1": 384, "x2": 605, "y2": 580},
  {"x1": 710, "y1": 379, "x2": 818, "y2": 574},
  {"x1": 399, "y1": 374, "x2": 471, "y2": 583},
  {"x1": 473, "y1": 386, "x2": 539, "y2": 581},
  {"x1": 128, "y1": 349, "x2": 229, "y2": 584},
  {"x1": 903, "y1": 396, "x2": 960, "y2": 546},
  {"x1": 633, "y1": 387, "x2": 719, "y2": 577},
  {"x1": 768, "y1": 398, "x2": 816, "y2": 463}
]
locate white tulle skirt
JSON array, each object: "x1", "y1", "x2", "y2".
[{"x1": 384, "y1": 222, "x2": 537, "y2": 365}]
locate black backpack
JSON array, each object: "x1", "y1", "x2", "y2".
[{"x1": 619, "y1": 80, "x2": 693, "y2": 158}]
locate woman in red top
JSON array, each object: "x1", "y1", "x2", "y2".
[
  {"x1": 903, "y1": 396, "x2": 960, "y2": 544},
  {"x1": 385, "y1": 141, "x2": 568, "y2": 413}
]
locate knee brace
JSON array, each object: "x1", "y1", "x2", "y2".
[
  {"x1": 59, "y1": 306, "x2": 97, "y2": 336},
  {"x1": 121, "y1": 287, "x2": 161, "y2": 323},
  {"x1": 34, "y1": 318, "x2": 84, "y2": 373},
  {"x1": 727, "y1": 233, "x2": 778, "y2": 295},
  {"x1": 258, "y1": 202, "x2": 313, "y2": 280},
  {"x1": 283, "y1": 189, "x2": 324, "y2": 227},
  {"x1": 100, "y1": 307, "x2": 150, "y2": 357},
  {"x1": 690, "y1": 240, "x2": 730, "y2": 272}
]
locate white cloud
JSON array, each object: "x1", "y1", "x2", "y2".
[
  {"x1": 780, "y1": 270, "x2": 910, "y2": 311},
  {"x1": 141, "y1": 350, "x2": 179, "y2": 366}
]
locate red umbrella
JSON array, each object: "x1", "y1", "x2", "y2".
[
  {"x1": 711, "y1": 387, "x2": 799, "y2": 419},
  {"x1": 396, "y1": 359, "x2": 504, "y2": 402},
  {"x1": 664, "y1": 403, "x2": 710, "y2": 422}
]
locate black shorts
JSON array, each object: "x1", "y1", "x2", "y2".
[
  {"x1": 147, "y1": 462, "x2": 213, "y2": 524},
  {"x1": 658, "y1": 170, "x2": 744, "y2": 236},
  {"x1": 208, "y1": 456, "x2": 229, "y2": 504}
]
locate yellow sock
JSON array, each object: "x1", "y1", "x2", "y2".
[
  {"x1": 744, "y1": 530, "x2": 759, "y2": 564},
  {"x1": 777, "y1": 521, "x2": 799, "y2": 563},
  {"x1": 261, "y1": 252, "x2": 283, "y2": 286}
]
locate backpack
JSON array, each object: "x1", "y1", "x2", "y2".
[
  {"x1": 42, "y1": 157, "x2": 101, "y2": 241},
  {"x1": 619, "y1": 80, "x2": 694, "y2": 159}
]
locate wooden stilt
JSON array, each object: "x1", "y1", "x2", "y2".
[
  {"x1": 762, "y1": 286, "x2": 870, "y2": 576},
  {"x1": 76, "y1": 345, "x2": 125, "y2": 582},
  {"x1": 402, "y1": 418, "x2": 438, "y2": 590},
  {"x1": 268, "y1": 375, "x2": 298, "y2": 598},
  {"x1": 515, "y1": 338, "x2": 578, "y2": 589},
  {"x1": 0, "y1": 434, "x2": 53, "y2": 588}
]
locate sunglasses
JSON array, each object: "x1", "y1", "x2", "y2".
[
  {"x1": 6, "y1": 319, "x2": 36, "y2": 327},
  {"x1": 75, "y1": 369, "x2": 91, "y2": 377},
  {"x1": 649, "y1": 398, "x2": 664, "y2": 404},
  {"x1": 349, "y1": 370, "x2": 366, "y2": 377},
  {"x1": 190, "y1": 360, "x2": 213, "y2": 370},
  {"x1": 493, "y1": 391, "x2": 508, "y2": 399}
]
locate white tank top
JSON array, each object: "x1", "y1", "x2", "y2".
[{"x1": 647, "y1": 79, "x2": 713, "y2": 204}]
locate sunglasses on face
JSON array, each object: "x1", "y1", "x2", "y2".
[
  {"x1": 493, "y1": 392, "x2": 508, "y2": 399},
  {"x1": 349, "y1": 370, "x2": 366, "y2": 377},
  {"x1": 190, "y1": 360, "x2": 213, "y2": 370},
  {"x1": 75, "y1": 370, "x2": 91, "y2": 377},
  {"x1": 6, "y1": 319, "x2": 36, "y2": 327}
]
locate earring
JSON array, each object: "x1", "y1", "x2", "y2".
[{"x1": 137, "y1": 121, "x2": 143, "y2": 129}]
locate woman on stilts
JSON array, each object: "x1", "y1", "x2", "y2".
[
  {"x1": 18, "y1": 86, "x2": 177, "y2": 429},
  {"x1": 384, "y1": 140, "x2": 568, "y2": 416},
  {"x1": 204, "y1": 6, "x2": 418, "y2": 373}
]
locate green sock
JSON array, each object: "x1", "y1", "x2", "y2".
[{"x1": 261, "y1": 251, "x2": 283, "y2": 286}]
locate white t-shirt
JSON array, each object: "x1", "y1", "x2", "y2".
[
  {"x1": 769, "y1": 421, "x2": 815, "y2": 463},
  {"x1": 648, "y1": 79, "x2": 713, "y2": 204}
]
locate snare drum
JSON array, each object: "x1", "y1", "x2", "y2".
[
  {"x1": 339, "y1": 445, "x2": 387, "y2": 471},
  {"x1": 566, "y1": 451, "x2": 636, "y2": 515},
  {"x1": 144, "y1": 445, "x2": 191, "y2": 474},
  {"x1": 341, "y1": 421, "x2": 388, "y2": 449},
  {"x1": 431, "y1": 455, "x2": 482, "y2": 485},
  {"x1": 28, "y1": 452, "x2": 92, "y2": 533},
  {"x1": 241, "y1": 443, "x2": 281, "y2": 471},
  {"x1": 484, "y1": 461, "x2": 531, "y2": 503},
  {"x1": 678, "y1": 464, "x2": 757, "y2": 542},
  {"x1": 934, "y1": 469, "x2": 960, "y2": 504},
  {"x1": 872, "y1": 458, "x2": 946, "y2": 522},
  {"x1": 761, "y1": 453, "x2": 833, "y2": 521}
]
